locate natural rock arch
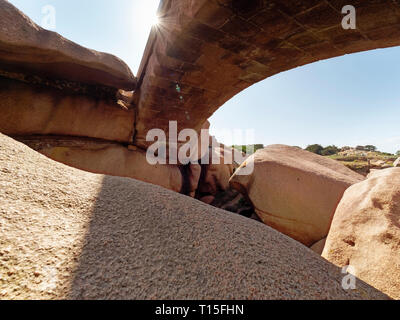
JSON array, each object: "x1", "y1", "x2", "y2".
[
  {"x1": 1, "y1": 0, "x2": 400, "y2": 194},
  {"x1": 133, "y1": 0, "x2": 400, "y2": 148}
]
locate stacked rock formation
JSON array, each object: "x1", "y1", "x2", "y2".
[{"x1": 2, "y1": 0, "x2": 400, "y2": 300}]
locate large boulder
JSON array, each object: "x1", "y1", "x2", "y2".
[
  {"x1": 394, "y1": 158, "x2": 400, "y2": 167},
  {"x1": 0, "y1": 134, "x2": 387, "y2": 299},
  {"x1": 322, "y1": 168, "x2": 400, "y2": 299},
  {"x1": 0, "y1": 0, "x2": 136, "y2": 90},
  {"x1": 230, "y1": 145, "x2": 364, "y2": 246}
]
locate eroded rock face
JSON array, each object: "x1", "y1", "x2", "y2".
[
  {"x1": 186, "y1": 163, "x2": 202, "y2": 197},
  {"x1": 19, "y1": 136, "x2": 182, "y2": 193},
  {"x1": 310, "y1": 238, "x2": 327, "y2": 255},
  {"x1": 322, "y1": 168, "x2": 400, "y2": 300},
  {"x1": 0, "y1": 133, "x2": 387, "y2": 300},
  {"x1": 0, "y1": 77, "x2": 135, "y2": 143},
  {"x1": 0, "y1": 0, "x2": 136, "y2": 90},
  {"x1": 394, "y1": 158, "x2": 400, "y2": 167},
  {"x1": 230, "y1": 145, "x2": 364, "y2": 246},
  {"x1": 208, "y1": 188, "x2": 257, "y2": 220},
  {"x1": 0, "y1": 0, "x2": 138, "y2": 153},
  {"x1": 0, "y1": 1, "x2": 141, "y2": 186},
  {"x1": 193, "y1": 141, "x2": 255, "y2": 218},
  {"x1": 197, "y1": 145, "x2": 236, "y2": 197}
]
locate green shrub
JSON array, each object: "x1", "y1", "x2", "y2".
[
  {"x1": 233, "y1": 144, "x2": 264, "y2": 155},
  {"x1": 321, "y1": 145, "x2": 340, "y2": 156},
  {"x1": 305, "y1": 144, "x2": 323, "y2": 155}
]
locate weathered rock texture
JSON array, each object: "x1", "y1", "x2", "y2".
[
  {"x1": 0, "y1": 134, "x2": 388, "y2": 300},
  {"x1": 0, "y1": 0, "x2": 136, "y2": 90},
  {"x1": 230, "y1": 145, "x2": 364, "y2": 246},
  {"x1": 207, "y1": 188, "x2": 257, "y2": 221},
  {"x1": 0, "y1": 1, "x2": 137, "y2": 146},
  {"x1": 0, "y1": 77, "x2": 135, "y2": 143},
  {"x1": 187, "y1": 163, "x2": 202, "y2": 197},
  {"x1": 310, "y1": 238, "x2": 327, "y2": 255},
  {"x1": 17, "y1": 136, "x2": 182, "y2": 193},
  {"x1": 322, "y1": 168, "x2": 400, "y2": 300},
  {"x1": 0, "y1": 0, "x2": 146, "y2": 188},
  {"x1": 134, "y1": 0, "x2": 400, "y2": 148},
  {"x1": 197, "y1": 145, "x2": 236, "y2": 197}
]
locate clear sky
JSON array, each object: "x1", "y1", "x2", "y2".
[{"x1": 9, "y1": 0, "x2": 400, "y2": 154}]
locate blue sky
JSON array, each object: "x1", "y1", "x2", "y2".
[{"x1": 9, "y1": 0, "x2": 400, "y2": 153}]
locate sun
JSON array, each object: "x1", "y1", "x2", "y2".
[
  {"x1": 151, "y1": 13, "x2": 160, "y2": 26},
  {"x1": 134, "y1": 0, "x2": 161, "y2": 30}
]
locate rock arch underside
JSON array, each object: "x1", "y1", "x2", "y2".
[
  {"x1": 134, "y1": 0, "x2": 400, "y2": 147},
  {"x1": 1, "y1": 0, "x2": 400, "y2": 300}
]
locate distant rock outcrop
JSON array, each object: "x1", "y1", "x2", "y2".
[
  {"x1": 0, "y1": 134, "x2": 387, "y2": 300},
  {"x1": 323, "y1": 168, "x2": 400, "y2": 300},
  {"x1": 230, "y1": 145, "x2": 364, "y2": 246}
]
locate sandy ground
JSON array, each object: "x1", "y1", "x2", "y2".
[{"x1": 0, "y1": 134, "x2": 388, "y2": 299}]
